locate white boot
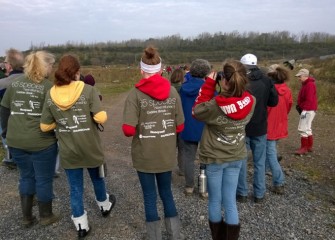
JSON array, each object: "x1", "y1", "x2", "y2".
[
  {"x1": 71, "y1": 211, "x2": 90, "y2": 238},
  {"x1": 96, "y1": 193, "x2": 116, "y2": 217}
]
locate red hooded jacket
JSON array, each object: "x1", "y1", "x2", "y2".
[
  {"x1": 267, "y1": 83, "x2": 293, "y2": 140},
  {"x1": 297, "y1": 77, "x2": 317, "y2": 111}
]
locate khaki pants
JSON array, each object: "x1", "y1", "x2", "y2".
[{"x1": 298, "y1": 110, "x2": 316, "y2": 137}]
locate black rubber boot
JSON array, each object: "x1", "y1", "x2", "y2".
[
  {"x1": 223, "y1": 221, "x2": 240, "y2": 240},
  {"x1": 38, "y1": 201, "x2": 61, "y2": 226},
  {"x1": 209, "y1": 220, "x2": 224, "y2": 240},
  {"x1": 20, "y1": 195, "x2": 37, "y2": 228}
]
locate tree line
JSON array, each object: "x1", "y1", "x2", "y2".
[{"x1": 29, "y1": 31, "x2": 335, "y2": 66}]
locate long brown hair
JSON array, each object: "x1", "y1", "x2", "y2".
[{"x1": 221, "y1": 60, "x2": 248, "y2": 97}]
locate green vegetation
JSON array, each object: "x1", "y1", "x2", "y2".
[{"x1": 11, "y1": 31, "x2": 335, "y2": 67}]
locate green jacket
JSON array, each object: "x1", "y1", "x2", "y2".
[
  {"x1": 193, "y1": 78, "x2": 256, "y2": 164},
  {"x1": 1, "y1": 75, "x2": 56, "y2": 151},
  {"x1": 123, "y1": 74, "x2": 184, "y2": 173},
  {"x1": 40, "y1": 81, "x2": 107, "y2": 169}
]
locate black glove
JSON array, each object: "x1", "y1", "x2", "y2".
[{"x1": 296, "y1": 105, "x2": 302, "y2": 115}]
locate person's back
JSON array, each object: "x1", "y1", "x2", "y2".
[
  {"x1": 193, "y1": 60, "x2": 256, "y2": 239},
  {"x1": 41, "y1": 54, "x2": 115, "y2": 238},
  {"x1": 122, "y1": 46, "x2": 185, "y2": 240},
  {"x1": 1, "y1": 50, "x2": 60, "y2": 228},
  {"x1": 266, "y1": 64, "x2": 293, "y2": 195},
  {"x1": 237, "y1": 53, "x2": 278, "y2": 204},
  {"x1": 179, "y1": 59, "x2": 210, "y2": 196},
  {"x1": 245, "y1": 67, "x2": 278, "y2": 136}
]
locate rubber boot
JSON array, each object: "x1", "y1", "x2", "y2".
[
  {"x1": 164, "y1": 216, "x2": 185, "y2": 240},
  {"x1": 96, "y1": 193, "x2": 116, "y2": 217},
  {"x1": 295, "y1": 137, "x2": 308, "y2": 155},
  {"x1": 38, "y1": 201, "x2": 61, "y2": 226},
  {"x1": 307, "y1": 135, "x2": 313, "y2": 152},
  {"x1": 20, "y1": 195, "x2": 37, "y2": 228},
  {"x1": 72, "y1": 211, "x2": 90, "y2": 239},
  {"x1": 209, "y1": 220, "x2": 224, "y2": 240},
  {"x1": 223, "y1": 221, "x2": 240, "y2": 240},
  {"x1": 145, "y1": 220, "x2": 162, "y2": 240}
]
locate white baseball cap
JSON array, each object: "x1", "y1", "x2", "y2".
[{"x1": 240, "y1": 54, "x2": 257, "y2": 65}]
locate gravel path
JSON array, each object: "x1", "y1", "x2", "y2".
[{"x1": 0, "y1": 92, "x2": 334, "y2": 240}]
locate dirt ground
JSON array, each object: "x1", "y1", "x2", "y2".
[
  {"x1": 278, "y1": 109, "x2": 335, "y2": 203},
  {"x1": 0, "y1": 91, "x2": 334, "y2": 240},
  {"x1": 102, "y1": 92, "x2": 335, "y2": 204}
]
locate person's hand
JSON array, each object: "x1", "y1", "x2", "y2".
[
  {"x1": 207, "y1": 71, "x2": 217, "y2": 81},
  {"x1": 295, "y1": 105, "x2": 302, "y2": 115}
]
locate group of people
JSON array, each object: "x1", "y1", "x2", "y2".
[
  {"x1": 124, "y1": 48, "x2": 317, "y2": 240},
  {"x1": 0, "y1": 45, "x2": 317, "y2": 240},
  {"x1": 0, "y1": 48, "x2": 116, "y2": 239}
]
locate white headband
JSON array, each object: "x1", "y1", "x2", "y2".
[{"x1": 140, "y1": 58, "x2": 162, "y2": 74}]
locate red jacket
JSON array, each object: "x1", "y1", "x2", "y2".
[
  {"x1": 297, "y1": 77, "x2": 318, "y2": 111},
  {"x1": 267, "y1": 83, "x2": 293, "y2": 140}
]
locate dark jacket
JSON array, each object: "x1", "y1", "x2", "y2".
[
  {"x1": 180, "y1": 76, "x2": 205, "y2": 142},
  {"x1": 245, "y1": 67, "x2": 278, "y2": 136}
]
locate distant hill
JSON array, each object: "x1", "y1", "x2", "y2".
[{"x1": 13, "y1": 31, "x2": 335, "y2": 65}]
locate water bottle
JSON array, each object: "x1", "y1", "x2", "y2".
[
  {"x1": 4, "y1": 145, "x2": 11, "y2": 160},
  {"x1": 99, "y1": 163, "x2": 106, "y2": 178},
  {"x1": 198, "y1": 164, "x2": 207, "y2": 194}
]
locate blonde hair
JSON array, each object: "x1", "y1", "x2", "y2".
[{"x1": 24, "y1": 51, "x2": 55, "y2": 83}]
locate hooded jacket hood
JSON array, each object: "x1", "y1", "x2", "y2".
[
  {"x1": 181, "y1": 76, "x2": 205, "y2": 97},
  {"x1": 246, "y1": 67, "x2": 263, "y2": 81},
  {"x1": 135, "y1": 74, "x2": 171, "y2": 100},
  {"x1": 50, "y1": 81, "x2": 84, "y2": 110},
  {"x1": 215, "y1": 91, "x2": 254, "y2": 120},
  {"x1": 275, "y1": 83, "x2": 290, "y2": 96}
]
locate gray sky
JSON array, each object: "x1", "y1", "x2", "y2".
[{"x1": 1, "y1": 0, "x2": 334, "y2": 56}]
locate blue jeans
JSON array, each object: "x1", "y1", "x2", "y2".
[
  {"x1": 206, "y1": 161, "x2": 242, "y2": 225},
  {"x1": 237, "y1": 135, "x2": 267, "y2": 198},
  {"x1": 266, "y1": 140, "x2": 285, "y2": 186},
  {"x1": 10, "y1": 143, "x2": 58, "y2": 202},
  {"x1": 137, "y1": 171, "x2": 177, "y2": 222},
  {"x1": 65, "y1": 167, "x2": 107, "y2": 217}
]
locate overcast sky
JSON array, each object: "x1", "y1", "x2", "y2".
[{"x1": 1, "y1": 0, "x2": 334, "y2": 56}]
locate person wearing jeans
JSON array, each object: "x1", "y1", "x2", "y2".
[
  {"x1": 238, "y1": 135, "x2": 267, "y2": 199},
  {"x1": 122, "y1": 46, "x2": 184, "y2": 240},
  {"x1": 193, "y1": 61, "x2": 256, "y2": 240},
  {"x1": 10, "y1": 143, "x2": 57, "y2": 202},
  {"x1": 40, "y1": 55, "x2": 115, "y2": 239},
  {"x1": 206, "y1": 161, "x2": 243, "y2": 225},
  {"x1": 266, "y1": 64, "x2": 293, "y2": 194},
  {"x1": 1, "y1": 51, "x2": 60, "y2": 228},
  {"x1": 237, "y1": 54, "x2": 278, "y2": 204},
  {"x1": 266, "y1": 140, "x2": 285, "y2": 189},
  {"x1": 65, "y1": 168, "x2": 111, "y2": 218},
  {"x1": 137, "y1": 171, "x2": 178, "y2": 222}
]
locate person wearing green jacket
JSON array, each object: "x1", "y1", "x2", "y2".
[
  {"x1": 122, "y1": 46, "x2": 185, "y2": 240},
  {"x1": 193, "y1": 60, "x2": 256, "y2": 240},
  {"x1": 1, "y1": 51, "x2": 60, "y2": 228},
  {"x1": 40, "y1": 54, "x2": 116, "y2": 238}
]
